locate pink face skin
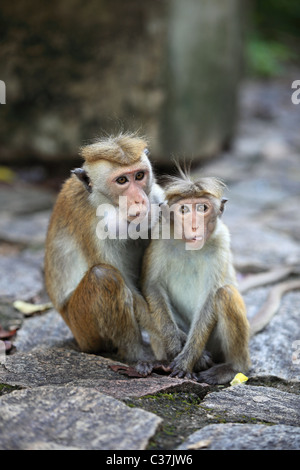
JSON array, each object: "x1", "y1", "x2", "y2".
[
  {"x1": 110, "y1": 166, "x2": 151, "y2": 222},
  {"x1": 173, "y1": 197, "x2": 217, "y2": 248}
]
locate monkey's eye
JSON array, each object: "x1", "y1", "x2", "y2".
[
  {"x1": 197, "y1": 203, "x2": 209, "y2": 213},
  {"x1": 180, "y1": 205, "x2": 190, "y2": 214},
  {"x1": 135, "y1": 171, "x2": 145, "y2": 181},
  {"x1": 116, "y1": 176, "x2": 128, "y2": 185}
]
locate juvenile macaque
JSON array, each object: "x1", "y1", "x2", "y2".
[
  {"x1": 140, "y1": 169, "x2": 251, "y2": 384},
  {"x1": 44, "y1": 132, "x2": 164, "y2": 363}
]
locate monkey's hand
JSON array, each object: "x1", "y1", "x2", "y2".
[
  {"x1": 168, "y1": 328, "x2": 187, "y2": 359},
  {"x1": 169, "y1": 352, "x2": 198, "y2": 381},
  {"x1": 162, "y1": 328, "x2": 186, "y2": 361},
  {"x1": 150, "y1": 326, "x2": 185, "y2": 363}
]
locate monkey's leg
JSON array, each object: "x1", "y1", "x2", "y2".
[
  {"x1": 62, "y1": 264, "x2": 153, "y2": 363},
  {"x1": 134, "y1": 292, "x2": 186, "y2": 377},
  {"x1": 193, "y1": 350, "x2": 214, "y2": 372},
  {"x1": 197, "y1": 285, "x2": 251, "y2": 385},
  {"x1": 144, "y1": 289, "x2": 185, "y2": 360},
  {"x1": 169, "y1": 296, "x2": 217, "y2": 380}
]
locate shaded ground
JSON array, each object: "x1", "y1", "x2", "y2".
[{"x1": 0, "y1": 70, "x2": 300, "y2": 450}]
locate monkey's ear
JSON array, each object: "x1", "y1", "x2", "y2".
[
  {"x1": 71, "y1": 168, "x2": 92, "y2": 193},
  {"x1": 219, "y1": 197, "x2": 228, "y2": 216}
]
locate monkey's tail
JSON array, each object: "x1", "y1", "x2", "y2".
[
  {"x1": 249, "y1": 279, "x2": 300, "y2": 336},
  {"x1": 239, "y1": 265, "x2": 294, "y2": 294}
]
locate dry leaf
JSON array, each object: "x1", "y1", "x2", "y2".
[
  {"x1": 0, "y1": 325, "x2": 18, "y2": 339},
  {"x1": 109, "y1": 364, "x2": 145, "y2": 378},
  {"x1": 13, "y1": 300, "x2": 52, "y2": 316},
  {"x1": 152, "y1": 363, "x2": 172, "y2": 374}
]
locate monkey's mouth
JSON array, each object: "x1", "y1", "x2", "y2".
[
  {"x1": 127, "y1": 209, "x2": 148, "y2": 222},
  {"x1": 184, "y1": 235, "x2": 203, "y2": 242},
  {"x1": 127, "y1": 203, "x2": 149, "y2": 221}
]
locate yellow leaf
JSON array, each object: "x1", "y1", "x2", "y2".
[
  {"x1": 13, "y1": 300, "x2": 52, "y2": 316},
  {"x1": 0, "y1": 166, "x2": 15, "y2": 182},
  {"x1": 230, "y1": 373, "x2": 248, "y2": 386}
]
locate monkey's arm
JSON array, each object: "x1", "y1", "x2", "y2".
[
  {"x1": 142, "y1": 286, "x2": 186, "y2": 361},
  {"x1": 170, "y1": 295, "x2": 217, "y2": 378}
]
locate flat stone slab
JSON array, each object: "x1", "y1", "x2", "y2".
[
  {"x1": 12, "y1": 292, "x2": 300, "y2": 384},
  {"x1": 0, "y1": 211, "x2": 50, "y2": 246},
  {"x1": 13, "y1": 309, "x2": 74, "y2": 352},
  {"x1": 200, "y1": 384, "x2": 300, "y2": 426},
  {"x1": 0, "y1": 255, "x2": 44, "y2": 301},
  {"x1": 245, "y1": 289, "x2": 300, "y2": 382},
  {"x1": 178, "y1": 423, "x2": 300, "y2": 450},
  {"x1": 0, "y1": 385, "x2": 162, "y2": 450},
  {"x1": 0, "y1": 310, "x2": 208, "y2": 398},
  {"x1": 0, "y1": 184, "x2": 55, "y2": 216},
  {"x1": 0, "y1": 301, "x2": 24, "y2": 330},
  {"x1": 230, "y1": 222, "x2": 300, "y2": 269},
  {"x1": 0, "y1": 347, "x2": 209, "y2": 399}
]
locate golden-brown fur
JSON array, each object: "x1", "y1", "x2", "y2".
[
  {"x1": 138, "y1": 173, "x2": 251, "y2": 384},
  {"x1": 80, "y1": 132, "x2": 148, "y2": 165},
  {"x1": 44, "y1": 132, "x2": 164, "y2": 363}
]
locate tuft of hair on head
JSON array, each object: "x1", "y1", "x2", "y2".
[
  {"x1": 164, "y1": 161, "x2": 226, "y2": 203},
  {"x1": 79, "y1": 131, "x2": 149, "y2": 166}
]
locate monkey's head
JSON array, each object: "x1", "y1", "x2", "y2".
[
  {"x1": 72, "y1": 132, "x2": 154, "y2": 224},
  {"x1": 164, "y1": 170, "x2": 227, "y2": 248}
]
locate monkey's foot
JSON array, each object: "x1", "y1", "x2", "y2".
[{"x1": 196, "y1": 363, "x2": 237, "y2": 385}]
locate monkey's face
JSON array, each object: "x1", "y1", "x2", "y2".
[
  {"x1": 94, "y1": 155, "x2": 153, "y2": 224},
  {"x1": 172, "y1": 197, "x2": 218, "y2": 248},
  {"x1": 109, "y1": 165, "x2": 151, "y2": 223}
]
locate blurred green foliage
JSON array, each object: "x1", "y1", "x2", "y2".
[
  {"x1": 246, "y1": 0, "x2": 300, "y2": 77},
  {"x1": 246, "y1": 37, "x2": 295, "y2": 78}
]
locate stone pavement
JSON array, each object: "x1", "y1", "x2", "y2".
[{"x1": 0, "y1": 74, "x2": 300, "y2": 450}]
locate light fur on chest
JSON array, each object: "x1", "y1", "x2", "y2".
[{"x1": 165, "y1": 247, "x2": 223, "y2": 326}]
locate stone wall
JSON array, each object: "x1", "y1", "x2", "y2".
[{"x1": 0, "y1": 0, "x2": 244, "y2": 165}]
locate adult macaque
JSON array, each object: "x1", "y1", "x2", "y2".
[
  {"x1": 140, "y1": 169, "x2": 251, "y2": 384},
  {"x1": 44, "y1": 132, "x2": 164, "y2": 363}
]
